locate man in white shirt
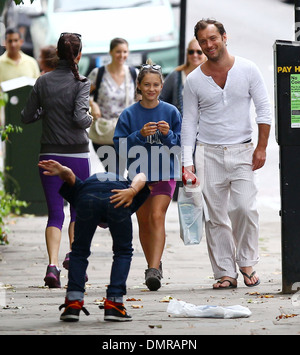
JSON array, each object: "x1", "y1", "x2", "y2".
[{"x1": 181, "y1": 19, "x2": 272, "y2": 289}]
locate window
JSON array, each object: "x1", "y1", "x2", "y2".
[{"x1": 54, "y1": 0, "x2": 164, "y2": 12}]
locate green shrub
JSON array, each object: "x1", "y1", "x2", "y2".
[{"x1": 0, "y1": 98, "x2": 28, "y2": 244}]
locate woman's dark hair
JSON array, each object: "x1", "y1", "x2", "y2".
[
  {"x1": 40, "y1": 45, "x2": 58, "y2": 70},
  {"x1": 194, "y1": 18, "x2": 226, "y2": 40},
  {"x1": 5, "y1": 27, "x2": 21, "y2": 39},
  {"x1": 57, "y1": 33, "x2": 86, "y2": 82}
]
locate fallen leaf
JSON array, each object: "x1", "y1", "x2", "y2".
[
  {"x1": 131, "y1": 304, "x2": 143, "y2": 309},
  {"x1": 276, "y1": 313, "x2": 298, "y2": 320},
  {"x1": 126, "y1": 298, "x2": 142, "y2": 302},
  {"x1": 160, "y1": 295, "x2": 173, "y2": 303},
  {"x1": 148, "y1": 325, "x2": 162, "y2": 329},
  {"x1": 28, "y1": 285, "x2": 48, "y2": 289},
  {"x1": 93, "y1": 297, "x2": 105, "y2": 306},
  {"x1": 3, "y1": 305, "x2": 23, "y2": 309}
]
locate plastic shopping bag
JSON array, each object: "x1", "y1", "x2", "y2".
[
  {"x1": 177, "y1": 185, "x2": 209, "y2": 245},
  {"x1": 167, "y1": 299, "x2": 252, "y2": 319}
]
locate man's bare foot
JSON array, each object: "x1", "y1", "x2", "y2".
[
  {"x1": 239, "y1": 267, "x2": 260, "y2": 287},
  {"x1": 213, "y1": 276, "x2": 237, "y2": 289}
]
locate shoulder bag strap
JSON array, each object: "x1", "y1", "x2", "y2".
[{"x1": 93, "y1": 66, "x2": 105, "y2": 102}]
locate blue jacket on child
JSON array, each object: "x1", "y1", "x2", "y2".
[{"x1": 113, "y1": 101, "x2": 182, "y2": 182}]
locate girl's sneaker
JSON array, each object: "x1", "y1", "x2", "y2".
[
  {"x1": 100, "y1": 299, "x2": 132, "y2": 322},
  {"x1": 44, "y1": 265, "x2": 61, "y2": 288},
  {"x1": 59, "y1": 298, "x2": 90, "y2": 322},
  {"x1": 145, "y1": 267, "x2": 162, "y2": 291}
]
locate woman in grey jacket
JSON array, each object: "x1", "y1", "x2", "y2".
[{"x1": 21, "y1": 33, "x2": 93, "y2": 288}]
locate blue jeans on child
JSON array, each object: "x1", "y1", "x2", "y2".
[{"x1": 59, "y1": 173, "x2": 149, "y2": 302}]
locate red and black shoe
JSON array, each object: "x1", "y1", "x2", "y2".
[
  {"x1": 59, "y1": 298, "x2": 90, "y2": 322},
  {"x1": 100, "y1": 299, "x2": 132, "y2": 322}
]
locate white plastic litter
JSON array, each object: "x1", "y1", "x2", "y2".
[{"x1": 167, "y1": 299, "x2": 252, "y2": 319}]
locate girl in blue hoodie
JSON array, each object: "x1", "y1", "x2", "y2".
[{"x1": 114, "y1": 62, "x2": 181, "y2": 291}]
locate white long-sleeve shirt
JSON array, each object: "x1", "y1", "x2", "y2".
[{"x1": 181, "y1": 56, "x2": 272, "y2": 166}]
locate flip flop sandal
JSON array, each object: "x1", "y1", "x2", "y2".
[
  {"x1": 213, "y1": 279, "x2": 237, "y2": 289},
  {"x1": 239, "y1": 269, "x2": 260, "y2": 287}
]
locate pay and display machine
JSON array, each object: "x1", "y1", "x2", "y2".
[{"x1": 274, "y1": 40, "x2": 300, "y2": 294}]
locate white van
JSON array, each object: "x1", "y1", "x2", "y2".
[{"x1": 27, "y1": 0, "x2": 179, "y2": 75}]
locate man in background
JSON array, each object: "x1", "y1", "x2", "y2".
[{"x1": 0, "y1": 27, "x2": 39, "y2": 83}]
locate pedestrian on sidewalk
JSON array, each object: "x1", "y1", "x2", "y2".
[
  {"x1": 113, "y1": 60, "x2": 181, "y2": 291},
  {"x1": 0, "y1": 27, "x2": 40, "y2": 125},
  {"x1": 21, "y1": 33, "x2": 93, "y2": 288},
  {"x1": 0, "y1": 27, "x2": 40, "y2": 83},
  {"x1": 181, "y1": 19, "x2": 272, "y2": 289},
  {"x1": 88, "y1": 37, "x2": 138, "y2": 175},
  {"x1": 160, "y1": 37, "x2": 206, "y2": 201},
  {"x1": 38, "y1": 45, "x2": 58, "y2": 74},
  {"x1": 160, "y1": 37, "x2": 206, "y2": 115},
  {"x1": 38, "y1": 159, "x2": 149, "y2": 322}
]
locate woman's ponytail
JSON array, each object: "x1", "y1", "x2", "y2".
[{"x1": 57, "y1": 33, "x2": 87, "y2": 82}]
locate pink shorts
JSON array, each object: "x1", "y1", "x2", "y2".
[{"x1": 147, "y1": 180, "x2": 177, "y2": 198}]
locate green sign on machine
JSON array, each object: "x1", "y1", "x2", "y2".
[{"x1": 291, "y1": 74, "x2": 300, "y2": 128}]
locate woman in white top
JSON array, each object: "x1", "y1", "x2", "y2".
[
  {"x1": 88, "y1": 38, "x2": 138, "y2": 174},
  {"x1": 160, "y1": 38, "x2": 206, "y2": 115}
]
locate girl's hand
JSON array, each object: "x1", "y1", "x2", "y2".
[
  {"x1": 140, "y1": 122, "x2": 158, "y2": 137},
  {"x1": 157, "y1": 121, "x2": 169, "y2": 135},
  {"x1": 110, "y1": 188, "x2": 136, "y2": 208}
]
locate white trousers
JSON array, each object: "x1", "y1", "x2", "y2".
[{"x1": 195, "y1": 142, "x2": 259, "y2": 280}]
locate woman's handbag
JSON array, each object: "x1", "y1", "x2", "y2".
[{"x1": 89, "y1": 116, "x2": 118, "y2": 145}]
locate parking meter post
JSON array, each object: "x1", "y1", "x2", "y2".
[{"x1": 274, "y1": 40, "x2": 300, "y2": 294}]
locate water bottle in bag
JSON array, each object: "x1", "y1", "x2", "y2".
[{"x1": 177, "y1": 200, "x2": 200, "y2": 244}]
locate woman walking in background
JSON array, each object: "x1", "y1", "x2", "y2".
[
  {"x1": 88, "y1": 38, "x2": 138, "y2": 175},
  {"x1": 38, "y1": 45, "x2": 58, "y2": 74},
  {"x1": 21, "y1": 33, "x2": 93, "y2": 288},
  {"x1": 160, "y1": 38, "x2": 206, "y2": 115},
  {"x1": 160, "y1": 38, "x2": 206, "y2": 200}
]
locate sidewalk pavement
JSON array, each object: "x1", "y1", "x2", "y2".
[{"x1": 1, "y1": 193, "x2": 300, "y2": 337}]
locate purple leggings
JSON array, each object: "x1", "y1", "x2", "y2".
[{"x1": 39, "y1": 154, "x2": 90, "y2": 230}]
